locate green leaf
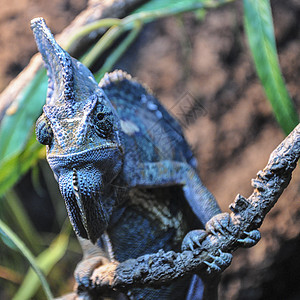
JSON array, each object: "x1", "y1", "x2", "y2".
[
  {"x1": 94, "y1": 21, "x2": 142, "y2": 81},
  {"x1": 134, "y1": 0, "x2": 214, "y2": 13},
  {"x1": 0, "y1": 68, "x2": 46, "y2": 197},
  {"x1": 0, "y1": 133, "x2": 43, "y2": 197},
  {"x1": 0, "y1": 0, "x2": 235, "y2": 199},
  {"x1": 13, "y1": 222, "x2": 71, "y2": 300},
  {"x1": 0, "y1": 67, "x2": 46, "y2": 195},
  {"x1": 0, "y1": 68, "x2": 47, "y2": 161},
  {"x1": 243, "y1": 0, "x2": 299, "y2": 134},
  {"x1": 0, "y1": 219, "x2": 53, "y2": 300},
  {"x1": 3, "y1": 189, "x2": 42, "y2": 254}
]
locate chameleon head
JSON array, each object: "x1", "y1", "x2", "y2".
[{"x1": 31, "y1": 17, "x2": 124, "y2": 243}]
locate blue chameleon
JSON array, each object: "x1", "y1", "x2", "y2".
[{"x1": 31, "y1": 17, "x2": 259, "y2": 299}]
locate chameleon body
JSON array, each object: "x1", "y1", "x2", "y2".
[{"x1": 31, "y1": 18, "x2": 259, "y2": 299}]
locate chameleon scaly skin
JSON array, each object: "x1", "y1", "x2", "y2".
[
  {"x1": 31, "y1": 16, "x2": 222, "y2": 245},
  {"x1": 31, "y1": 17, "x2": 260, "y2": 299},
  {"x1": 31, "y1": 18, "x2": 124, "y2": 243}
]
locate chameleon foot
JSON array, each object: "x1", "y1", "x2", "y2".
[
  {"x1": 205, "y1": 212, "x2": 233, "y2": 237},
  {"x1": 237, "y1": 230, "x2": 261, "y2": 247},
  {"x1": 89, "y1": 260, "x2": 119, "y2": 288},
  {"x1": 181, "y1": 213, "x2": 234, "y2": 252},
  {"x1": 206, "y1": 212, "x2": 260, "y2": 248},
  {"x1": 75, "y1": 255, "x2": 111, "y2": 288},
  {"x1": 181, "y1": 229, "x2": 207, "y2": 251},
  {"x1": 204, "y1": 250, "x2": 232, "y2": 274}
]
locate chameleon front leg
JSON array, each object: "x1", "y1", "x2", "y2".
[
  {"x1": 75, "y1": 234, "x2": 135, "y2": 300},
  {"x1": 182, "y1": 213, "x2": 260, "y2": 300},
  {"x1": 182, "y1": 213, "x2": 261, "y2": 256},
  {"x1": 75, "y1": 233, "x2": 122, "y2": 293},
  {"x1": 75, "y1": 235, "x2": 112, "y2": 287},
  {"x1": 181, "y1": 214, "x2": 260, "y2": 300},
  {"x1": 125, "y1": 160, "x2": 222, "y2": 223},
  {"x1": 127, "y1": 160, "x2": 260, "y2": 276},
  {"x1": 75, "y1": 235, "x2": 135, "y2": 300}
]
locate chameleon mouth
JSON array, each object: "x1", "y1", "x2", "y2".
[
  {"x1": 60, "y1": 167, "x2": 112, "y2": 243},
  {"x1": 72, "y1": 168, "x2": 110, "y2": 242},
  {"x1": 47, "y1": 143, "x2": 123, "y2": 243},
  {"x1": 72, "y1": 168, "x2": 89, "y2": 239}
]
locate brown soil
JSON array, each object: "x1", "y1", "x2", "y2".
[{"x1": 0, "y1": 0, "x2": 299, "y2": 299}]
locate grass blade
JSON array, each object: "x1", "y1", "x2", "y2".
[
  {"x1": 3, "y1": 189, "x2": 42, "y2": 254},
  {"x1": 0, "y1": 219, "x2": 53, "y2": 300},
  {"x1": 0, "y1": 265, "x2": 22, "y2": 284},
  {"x1": 243, "y1": 0, "x2": 299, "y2": 134},
  {"x1": 0, "y1": 133, "x2": 43, "y2": 197},
  {"x1": 0, "y1": 0, "x2": 234, "y2": 197},
  {"x1": 0, "y1": 68, "x2": 46, "y2": 196},
  {"x1": 13, "y1": 221, "x2": 71, "y2": 300},
  {"x1": 94, "y1": 21, "x2": 142, "y2": 81}
]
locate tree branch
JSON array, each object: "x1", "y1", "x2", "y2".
[
  {"x1": 0, "y1": 0, "x2": 146, "y2": 119},
  {"x1": 81, "y1": 123, "x2": 300, "y2": 294}
]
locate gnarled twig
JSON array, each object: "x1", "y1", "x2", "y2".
[
  {"x1": 0, "y1": 0, "x2": 146, "y2": 118},
  {"x1": 81, "y1": 123, "x2": 300, "y2": 294}
]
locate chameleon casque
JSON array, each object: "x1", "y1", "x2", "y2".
[{"x1": 31, "y1": 18, "x2": 260, "y2": 299}]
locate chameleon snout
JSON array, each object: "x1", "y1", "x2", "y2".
[
  {"x1": 58, "y1": 166, "x2": 111, "y2": 243},
  {"x1": 48, "y1": 147, "x2": 123, "y2": 243}
]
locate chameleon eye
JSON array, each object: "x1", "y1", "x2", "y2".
[
  {"x1": 95, "y1": 105, "x2": 113, "y2": 138},
  {"x1": 96, "y1": 112, "x2": 105, "y2": 121},
  {"x1": 35, "y1": 114, "x2": 53, "y2": 145}
]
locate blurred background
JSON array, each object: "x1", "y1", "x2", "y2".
[{"x1": 0, "y1": 0, "x2": 299, "y2": 299}]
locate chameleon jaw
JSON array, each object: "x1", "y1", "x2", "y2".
[
  {"x1": 72, "y1": 168, "x2": 90, "y2": 240},
  {"x1": 60, "y1": 166, "x2": 112, "y2": 243},
  {"x1": 51, "y1": 145, "x2": 123, "y2": 243},
  {"x1": 31, "y1": 17, "x2": 124, "y2": 244},
  {"x1": 71, "y1": 168, "x2": 111, "y2": 242}
]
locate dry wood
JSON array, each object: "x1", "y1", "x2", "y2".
[
  {"x1": 0, "y1": 0, "x2": 146, "y2": 118},
  {"x1": 80, "y1": 123, "x2": 299, "y2": 296}
]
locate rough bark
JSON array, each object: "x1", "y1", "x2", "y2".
[
  {"x1": 0, "y1": 0, "x2": 147, "y2": 119},
  {"x1": 80, "y1": 123, "x2": 300, "y2": 294}
]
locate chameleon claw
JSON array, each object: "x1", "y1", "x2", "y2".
[
  {"x1": 181, "y1": 230, "x2": 207, "y2": 251},
  {"x1": 204, "y1": 260, "x2": 222, "y2": 273},
  {"x1": 245, "y1": 230, "x2": 261, "y2": 240},
  {"x1": 206, "y1": 212, "x2": 232, "y2": 237},
  {"x1": 209, "y1": 228, "x2": 217, "y2": 236},
  {"x1": 204, "y1": 250, "x2": 232, "y2": 274},
  {"x1": 194, "y1": 238, "x2": 201, "y2": 248},
  {"x1": 237, "y1": 229, "x2": 261, "y2": 247},
  {"x1": 217, "y1": 227, "x2": 225, "y2": 236},
  {"x1": 217, "y1": 249, "x2": 232, "y2": 265},
  {"x1": 188, "y1": 241, "x2": 194, "y2": 251}
]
